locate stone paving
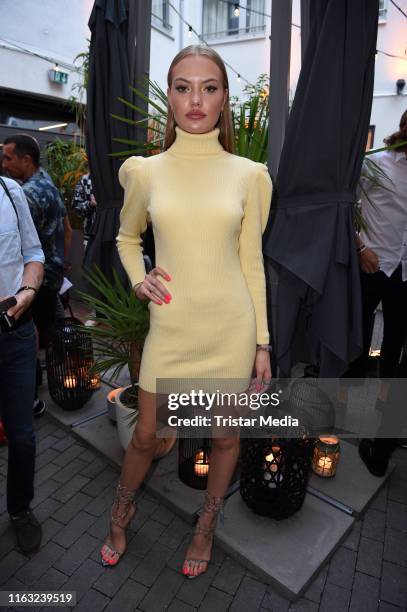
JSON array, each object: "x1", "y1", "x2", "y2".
[{"x1": 0, "y1": 412, "x2": 406, "y2": 611}]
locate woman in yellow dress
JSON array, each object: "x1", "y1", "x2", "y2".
[{"x1": 101, "y1": 45, "x2": 272, "y2": 579}]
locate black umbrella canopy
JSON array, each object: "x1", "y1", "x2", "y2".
[
  {"x1": 264, "y1": 0, "x2": 379, "y2": 377},
  {"x1": 84, "y1": 0, "x2": 151, "y2": 282}
]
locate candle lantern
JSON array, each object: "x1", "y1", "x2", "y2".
[
  {"x1": 312, "y1": 436, "x2": 340, "y2": 477},
  {"x1": 240, "y1": 437, "x2": 314, "y2": 519},
  {"x1": 178, "y1": 438, "x2": 211, "y2": 489},
  {"x1": 46, "y1": 318, "x2": 96, "y2": 410}
]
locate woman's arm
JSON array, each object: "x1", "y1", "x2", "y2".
[
  {"x1": 238, "y1": 163, "x2": 273, "y2": 345},
  {"x1": 116, "y1": 157, "x2": 148, "y2": 289}
]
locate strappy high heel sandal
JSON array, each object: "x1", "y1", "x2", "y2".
[
  {"x1": 100, "y1": 483, "x2": 137, "y2": 567},
  {"x1": 182, "y1": 492, "x2": 224, "y2": 579}
]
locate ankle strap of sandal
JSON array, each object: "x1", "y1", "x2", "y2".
[
  {"x1": 111, "y1": 483, "x2": 137, "y2": 526},
  {"x1": 203, "y1": 492, "x2": 224, "y2": 514}
]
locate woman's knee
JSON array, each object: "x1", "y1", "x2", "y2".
[
  {"x1": 212, "y1": 437, "x2": 240, "y2": 453},
  {"x1": 130, "y1": 427, "x2": 157, "y2": 453}
]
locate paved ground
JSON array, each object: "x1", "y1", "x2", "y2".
[{"x1": 0, "y1": 411, "x2": 406, "y2": 612}]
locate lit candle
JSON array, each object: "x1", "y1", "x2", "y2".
[
  {"x1": 312, "y1": 436, "x2": 340, "y2": 477},
  {"x1": 63, "y1": 375, "x2": 77, "y2": 389},
  {"x1": 89, "y1": 374, "x2": 101, "y2": 390},
  {"x1": 264, "y1": 446, "x2": 281, "y2": 481},
  {"x1": 194, "y1": 450, "x2": 209, "y2": 477}
]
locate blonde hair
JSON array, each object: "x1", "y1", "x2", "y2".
[{"x1": 164, "y1": 45, "x2": 234, "y2": 153}]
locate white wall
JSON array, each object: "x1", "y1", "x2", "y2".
[{"x1": 0, "y1": 0, "x2": 93, "y2": 100}]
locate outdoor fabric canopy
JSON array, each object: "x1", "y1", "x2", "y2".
[
  {"x1": 264, "y1": 0, "x2": 379, "y2": 377},
  {"x1": 84, "y1": 0, "x2": 151, "y2": 282}
]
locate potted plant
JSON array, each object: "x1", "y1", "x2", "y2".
[{"x1": 77, "y1": 267, "x2": 149, "y2": 449}]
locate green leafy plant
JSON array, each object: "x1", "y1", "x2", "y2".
[
  {"x1": 77, "y1": 267, "x2": 150, "y2": 388},
  {"x1": 46, "y1": 139, "x2": 88, "y2": 228}
]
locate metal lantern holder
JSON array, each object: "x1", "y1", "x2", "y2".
[
  {"x1": 178, "y1": 436, "x2": 211, "y2": 490},
  {"x1": 240, "y1": 437, "x2": 314, "y2": 519},
  {"x1": 46, "y1": 317, "x2": 96, "y2": 411},
  {"x1": 312, "y1": 436, "x2": 341, "y2": 477}
]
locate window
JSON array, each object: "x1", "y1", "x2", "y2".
[
  {"x1": 202, "y1": 0, "x2": 266, "y2": 40},
  {"x1": 152, "y1": 0, "x2": 172, "y2": 32},
  {"x1": 379, "y1": 0, "x2": 388, "y2": 20}
]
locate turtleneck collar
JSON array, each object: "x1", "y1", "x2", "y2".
[{"x1": 167, "y1": 126, "x2": 226, "y2": 159}]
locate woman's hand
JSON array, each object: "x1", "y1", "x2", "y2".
[
  {"x1": 134, "y1": 267, "x2": 172, "y2": 305},
  {"x1": 359, "y1": 248, "x2": 379, "y2": 274},
  {"x1": 253, "y1": 349, "x2": 272, "y2": 392}
]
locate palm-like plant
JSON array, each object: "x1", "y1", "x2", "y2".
[{"x1": 77, "y1": 267, "x2": 149, "y2": 387}]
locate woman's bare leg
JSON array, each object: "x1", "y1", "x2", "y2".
[
  {"x1": 101, "y1": 388, "x2": 158, "y2": 562},
  {"x1": 183, "y1": 435, "x2": 240, "y2": 577}
]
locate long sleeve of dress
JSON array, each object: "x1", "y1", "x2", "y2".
[
  {"x1": 239, "y1": 163, "x2": 273, "y2": 344},
  {"x1": 116, "y1": 157, "x2": 148, "y2": 288}
]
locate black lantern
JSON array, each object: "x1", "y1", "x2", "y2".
[
  {"x1": 178, "y1": 437, "x2": 211, "y2": 490},
  {"x1": 240, "y1": 437, "x2": 314, "y2": 519},
  {"x1": 46, "y1": 318, "x2": 96, "y2": 410}
]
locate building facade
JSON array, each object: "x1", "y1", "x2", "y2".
[{"x1": 0, "y1": 0, "x2": 405, "y2": 148}]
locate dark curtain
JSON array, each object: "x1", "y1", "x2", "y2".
[
  {"x1": 264, "y1": 0, "x2": 379, "y2": 377},
  {"x1": 84, "y1": 0, "x2": 152, "y2": 282}
]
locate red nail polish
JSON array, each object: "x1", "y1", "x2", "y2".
[{"x1": 165, "y1": 295, "x2": 171, "y2": 303}]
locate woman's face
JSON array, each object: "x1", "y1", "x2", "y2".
[{"x1": 167, "y1": 55, "x2": 228, "y2": 134}]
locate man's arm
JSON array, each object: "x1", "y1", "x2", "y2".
[{"x1": 7, "y1": 261, "x2": 44, "y2": 320}]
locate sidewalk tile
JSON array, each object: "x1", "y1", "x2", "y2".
[
  {"x1": 53, "y1": 443, "x2": 87, "y2": 467},
  {"x1": 93, "y1": 553, "x2": 138, "y2": 597},
  {"x1": 62, "y1": 558, "x2": 104, "y2": 601},
  {"x1": 54, "y1": 532, "x2": 101, "y2": 576},
  {"x1": 72, "y1": 588, "x2": 110, "y2": 612},
  {"x1": 199, "y1": 587, "x2": 233, "y2": 611},
  {"x1": 0, "y1": 550, "x2": 28, "y2": 585},
  {"x1": 212, "y1": 556, "x2": 245, "y2": 596},
  {"x1": 81, "y1": 469, "x2": 118, "y2": 497},
  {"x1": 138, "y1": 567, "x2": 184, "y2": 611},
  {"x1": 356, "y1": 536, "x2": 383, "y2": 578},
  {"x1": 342, "y1": 520, "x2": 361, "y2": 551},
  {"x1": 361, "y1": 508, "x2": 386, "y2": 542},
  {"x1": 177, "y1": 562, "x2": 217, "y2": 607},
  {"x1": 327, "y1": 546, "x2": 357, "y2": 590},
  {"x1": 53, "y1": 492, "x2": 94, "y2": 524},
  {"x1": 261, "y1": 585, "x2": 290, "y2": 611},
  {"x1": 288, "y1": 599, "x2": 319, "y2": 612},
  {"x1": 52, "y1": 510, "x2": 95, "y2": 548},
  {"x1": 349, "y1": 572, "x2": 379, "y2": 612},
  {"x1": 386, "y1": 501, "x2": 407, "y2": 533},
  {"x1": 319, "y1": 583, "x2": 351, "y2": 612},
  {"x1": 104, "y1": 578, "x2": 148, "y2": 612},
  {"x1": 158, "y1": 516, "x2": 190, "y2": 551},
  {"x1": 381, "y1": 561, "x2": 407, "y2": 608},
  {"x1": 127, "y1": 518, "x2": 167, "y2": 558},
  {"x1": 52, "y1": 458, "x2": 89, "y2": 483},
  {"x1": 131, "y1": 541, "x2": 173, "y2": 587},
  {"x1": 15, "y1": 541, "x2": 65, "y2": 585},
  {"x1": 301, "y1": 564, "x2": 328, "y2": 604},
  {"x1": 383, "y1": 527, "x2": 407, "y2": 567},
  {"x1": 229, "y1": 576, "x2": 267, "y2": 612},
  {"x1": 51, "y1": 474, "x2": 90, "y2": 504}
]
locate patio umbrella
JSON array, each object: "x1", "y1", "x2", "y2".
[
  {"x1": 264, "y1": 0, "x2": 379, "y2": 377},
  {"x1": 84, "y1": 0, "x2": 152, "y2": 283}
]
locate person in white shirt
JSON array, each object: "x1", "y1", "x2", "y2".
[
  {"x1": 354, "y1": 110, "x2": 407, "y2": 380},
  {"x1": 0, "y1": 176, "x2": 45, "y2": 553},
  {"x1": 355, "y1": 110, "x2": 407, "y2": 477}
]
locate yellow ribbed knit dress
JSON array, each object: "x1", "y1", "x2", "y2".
[{"x1": 117, "y1": 126, "x2": 272, "y2": 393}]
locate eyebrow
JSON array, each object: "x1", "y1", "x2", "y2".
[{"x1": 173, "y1": 77, "x2": 219, "y2": 84}]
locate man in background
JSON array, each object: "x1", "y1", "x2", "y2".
[{"x1": 0, "y1": 175, "x2": 44, "y2": 553}]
